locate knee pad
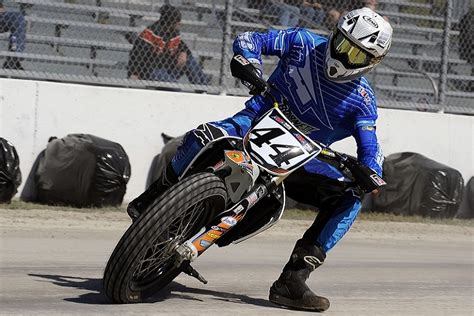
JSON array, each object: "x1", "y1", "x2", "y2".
[{"x1": 192, "y1": 123, "x2": 228, "y2": 147}]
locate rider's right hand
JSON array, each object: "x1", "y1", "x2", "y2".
[{"x1": 241, "y1": 63, "x2": 263, "y2": 95}]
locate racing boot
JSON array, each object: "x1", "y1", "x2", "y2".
[
  {"x1": 127, "y1": 163, "x2": 178, "y2": 221},
  {"x1": 269, "y1": 239, "x2": 330, "y2": 312}
]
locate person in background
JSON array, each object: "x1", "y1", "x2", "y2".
[
  {"x1": 323, "y1": 7, "x2": 341, "y2": 30},
  {"x1": 458, "y1": 8, "x2": 473, "y2": 91},
  {"x1": 273, "y1": 0, "x2": 303, "y2": 27},
  {"x1": 459, "y1": 8, "x2": 473, "y2": 65},
  {"x1": 301, "y1": 0, "x2": 326, "y2": 26},
  {"x1": 127, "y1": 4, "x2": 209, "y2": 85},
  {"x1": 0, "y1": 0, "x2": 26, "y2": 70},
  {"x1": 362, "y1": 0, "x2": 378, "y2": 11}
]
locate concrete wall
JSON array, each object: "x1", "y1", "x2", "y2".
[{"x1": 1, "y1": 78, "x2": 473, "y2": 202}]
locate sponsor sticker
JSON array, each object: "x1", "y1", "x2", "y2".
[
  {"x1": 233, "y1": 205, "x2": 245, "y2": 214},
  {"x1": 221, "y1": 216, "x2": 238, "y2": 227},
  {"x1": 211, "y1": 225, "x2": 225, "y2": 232},
  {"x1": 235, "y1": 55, "x2": 250, "y2": 65},
  {"x1": 376, "y1": 32, "x2": 390, "y2": 48},
  {"x1": 273, "y1": 116, "x2": 284, "y2": 124},
  {"x1": 272, "y1": 115, "x2": 292, "y2": 130},
  {"x1": 200, "y1": 240, "x2": 211, "y2": 248},
  {"x1": 278, "y1": 103, "x2": 318, "y2": 133},
  {"x1": 207, "y1": 232, "x2": 220, "y2": 239},
  {"x1": 370, "y1": 174, "x2": 386, "y2": 186},
  {"x1": 357, "y1": 87, "x2": 371, "y2": 105},
  {"x1": 226, "y1": 150, "x2": 247, "y2": 163},
  {"x1": 247, "y1": 193, "x2": 258, "y2": 206},
  {"x1": 240, "y1": 163, "x2": 254, "y2": 174},
  {"x1": 363, "y1": 15, "x2": 378, "y2": 28},
  {"x1": 303, "y1": 143, "x2": 313, "y2": 152}
]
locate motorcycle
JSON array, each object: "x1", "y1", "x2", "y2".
[{"x1": 103, "y1": 55, "x2": 386, "y2": 303}]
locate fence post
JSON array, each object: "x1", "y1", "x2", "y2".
[
  {"x1": 438, "y1": 0, "x2": 453, "y2": 113},
  {"x1": 219, "y1": 0, "x2": 233, "y2": 95}
]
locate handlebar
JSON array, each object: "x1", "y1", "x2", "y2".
[{"x1": 230, "y1": 54, "x2": 386, "y2": 192}]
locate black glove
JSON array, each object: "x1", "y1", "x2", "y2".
[
  {"x1": 230, "y1": 55, "x2": 267, "y2": 95},
  {"x1": 241, "y1": 64, "x2": 263, "y2": 95},
  {"x1": 343, "y1": 157, "x2": 386, "y2": 193}
]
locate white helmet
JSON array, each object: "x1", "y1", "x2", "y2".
[{"x1": 325, "y1": 7, "x2": 393, "y2": 82}]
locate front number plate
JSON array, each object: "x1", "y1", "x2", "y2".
[{"x1": 243, "y1": 108, "x2": 321, "y2": 175}]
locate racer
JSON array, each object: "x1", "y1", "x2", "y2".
[{"x1": 128, "y1": 7, "x2": 393, "y2": 312}]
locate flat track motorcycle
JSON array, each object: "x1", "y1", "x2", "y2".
[{"x1": 103, "y1": 55, "x2": 386, "y2": 303}]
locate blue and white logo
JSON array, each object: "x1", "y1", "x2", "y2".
[
  {"x1": 221, "y1": 216, "x2": 237, "y2": 227},
  {"x1": 200, "y1": 240, "x2": 211, "y2": 248}
]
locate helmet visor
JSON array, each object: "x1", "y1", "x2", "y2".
[{"x1": 331, "y1": 30, "x2": 377, "y2": 68}]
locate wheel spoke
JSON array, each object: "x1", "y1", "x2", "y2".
[
  {"x1": 132, "y1": 200, "x2": 208, "y2": 281},
  {"x1": 171, "y1": 201, "x2": 206, "y2": 240},
  {"x1": 132, "y1": 238, "x2": 171, "y2": 279}
]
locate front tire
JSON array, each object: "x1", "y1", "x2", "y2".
[{"x1": 103, "y1": 173, "x2": 227, "y2": 303}]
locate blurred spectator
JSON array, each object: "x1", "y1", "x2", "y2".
[
  {"x1": 326, "y1": 0, "x2": 351, "y2": 13},
  {"x1": 273, "y1": 0, "x2": 303, "y2": 27},
  {"x1": 301, "y1": 0, "x2": 325, "y2": 26},
  {"x1": 323, "y1": 8, "x2": 341, "y2": 30},
  {"x1": 0, "y1": 1, "x2": 26, "y2": 70},
  {"x1": 459, "y1": 8, "x2": 473, "y2": 65},
  {"x1": 453, "y1": 0, "x2": 470, "y2": 21},
  {"x1": 127, "y1": 4, "x2": 209, "y2": 85},
  {"x1": 360, "y1": 0, "x2": 378, "y2": 11},
  {"x1": 458, "y1": 8, "x2": 473, "y2": 92},
  {"x1": 320, "y1": 0, "x2": 380, "y2": 32}
]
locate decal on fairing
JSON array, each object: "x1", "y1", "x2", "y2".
[{"x1": 221, "y1": 216, "x2": 238, "y2": 227}]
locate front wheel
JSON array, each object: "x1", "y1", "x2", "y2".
[{"x1": 103, "y1": 173, "x2": 228, "y2": 303}]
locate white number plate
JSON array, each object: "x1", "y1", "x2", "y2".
[{"x1": 243, "y1": 108, "x2": 321, "y2": 175}]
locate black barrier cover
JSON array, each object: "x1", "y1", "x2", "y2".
[
  {"x1": 20, "y1": 149, "x2": 44, "y2": 203},
  {"x1": 146, "y1": 134, "x2": 182, "y2": 188},
  {"x1": 88, "y1": 135, "x2": 131, "y2": 206},
  {"x1": 0, "y1": 138, "x2": 22, "y2": 203},
  {"x1": 31, "y1": 134, "x2": 130, "y2": 207},
  {"x1": 467, "y1": 177, "x2": 474, "y2": 215},
  {"x1": 371, "y1": 152, "x2": 464, "y2": 218},
  {"x1": 456, "y1": 177, "x2": 474, "y2": 219}
]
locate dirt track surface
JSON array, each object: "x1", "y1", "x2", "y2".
[{"x1": 1, "y1": 208, "x2": 473, "y2": 315}]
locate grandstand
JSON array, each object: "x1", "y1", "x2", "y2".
[{"x1": 0, "y1": 0, "x2": 472, "y2": 115}]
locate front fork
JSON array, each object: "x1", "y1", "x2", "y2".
[
  {"x1": 176, "y1": 182, "x2": 268, "y2": 261},
  {"x1": 175, "y1": 175, "x2": 286, "y2": 278}
]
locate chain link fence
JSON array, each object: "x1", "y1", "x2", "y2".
[{"x1": 0, "y1": 0, "x2": 472, "y2": 114}]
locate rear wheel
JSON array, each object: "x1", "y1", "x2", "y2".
[{"x1": 103, "y1": 173, "x2": 227, "y2": 303}]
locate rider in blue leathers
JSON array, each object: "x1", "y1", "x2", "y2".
[{"x1": 128, "y1": 7, "x2": 393, "y2": 312}]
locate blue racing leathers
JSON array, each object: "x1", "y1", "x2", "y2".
[{"x1": 171, "y1": 28, "x2": 384, "y2": 253}]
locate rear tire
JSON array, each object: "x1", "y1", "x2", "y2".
[{"x1": 103, "y1": 173, "x2": 227, "y2": 303}]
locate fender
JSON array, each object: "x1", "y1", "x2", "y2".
[
  {"x1": 179, "y1": 123, "x2": 242, "y2": 179},
  {"x1": 179, "y1": 128, "x2": 287, "y2": 247}
]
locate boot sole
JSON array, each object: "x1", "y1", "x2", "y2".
[{"x1": 269, "y1": 292, "x2": 330, "y2": 312}]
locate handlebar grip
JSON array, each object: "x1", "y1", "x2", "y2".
[
  {"x1": 318, "y1": 148, "x2": 386, "y2": 192},
  {"x1": 230, "y1": 55, "x2": 268, "y2": 94},
  {"x1": 342, "y1": 157, "x2": 387, "y2": 193}
]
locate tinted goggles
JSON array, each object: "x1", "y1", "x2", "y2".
[{"x1": 331, "y1": 31, "x2": 378, "y2": 68}]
